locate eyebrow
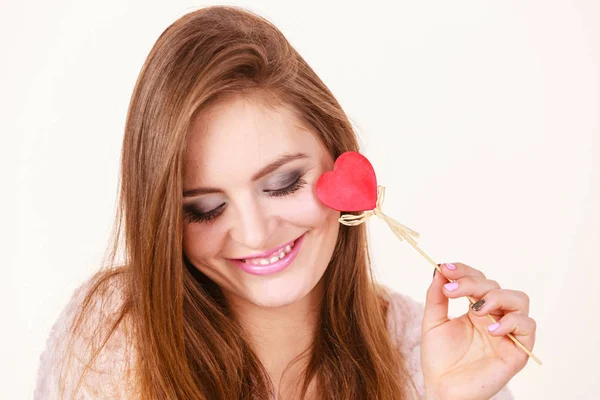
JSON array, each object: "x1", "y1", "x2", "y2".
[{"x1": 183, "y1": 152, "x2": 309, "y2": 198}]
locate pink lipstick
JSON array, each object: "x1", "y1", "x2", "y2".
[{"x1": 229, "y1": 232, "x2": 306, "y2": 276}]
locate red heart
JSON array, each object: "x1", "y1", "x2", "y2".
[{"x1": 316, "y1": 151, "x2": 378, "y2": 212}]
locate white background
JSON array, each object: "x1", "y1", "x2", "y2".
[{"x1": 2, "y1": 1, "x2": 598, "y2": 398}]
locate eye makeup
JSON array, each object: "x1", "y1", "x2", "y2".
[
  {"x1": 264, "y1": 174, "x2": 306, "y2": 197},
  {"x1": 263, "y1": 170, "x2": 306, "y2": 195},
  {"x1": 183, "y1": 202, "x2": 226, "y2": 224},
  {"x1": 183, "y1": 170, "x2": 308, "y2": 224}
]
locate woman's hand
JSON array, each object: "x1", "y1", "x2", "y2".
[{"x1": 421, "y1": 262, "x2": 536, "y2": 400}]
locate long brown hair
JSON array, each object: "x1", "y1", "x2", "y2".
[{"x1": 63, "y1": 5, "x2": 418, "y2": 399}]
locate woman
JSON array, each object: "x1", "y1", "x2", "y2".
[{"x1": 34, "y1": 6, "x2": 535, "y2": 399}]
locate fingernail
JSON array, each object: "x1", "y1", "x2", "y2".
[
  {"x1": 488, "y1": 322, "x2": 500, "y2": 332},
  {"x1": 444, "y1": 263, "x2": 457, "y2": 270},
  {"x1": 472, "y1": 299, "x2": 486, "y2": 312},
  {"x1": 444, "y1": 282, "x2": 459, "y2": 291}
]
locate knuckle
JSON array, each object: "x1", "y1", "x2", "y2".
[
  {"x1": 530, "y1": 317, "x2": 537, "y2": 331},
  {"x1": 488, "y1": 279, "x2": 500, "y2": 288},
  {"x1": 485, "y1": 288, "x2": 500, "y2": 301},
  {"x1": 461, "y1": 276, "x2": 475, "y2": 286},
  {"x1": 502, "y1": 312, "x2": 516, "y2": 323}
]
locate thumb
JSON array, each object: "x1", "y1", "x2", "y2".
[{"x1": 422, "y1": 264, "x2": 450, "y2": 333}]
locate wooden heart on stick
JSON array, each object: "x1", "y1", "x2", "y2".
[{"x1": 315, "y1": 151, "x2": 543, "y2": 366}]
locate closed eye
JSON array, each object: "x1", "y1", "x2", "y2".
[
  {"x1": 264, "y1": 175, "x2": 306, "y2": 197},
  {"x1": 183, "y1": 203, "x2": 225, "y2": 224},
  {"x1": 183, "y1": 175, "x2": 307, "y2": 224}
]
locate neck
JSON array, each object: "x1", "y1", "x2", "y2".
[{"x1": 225, "y1": 278, "x2": 325, "y2": 396}]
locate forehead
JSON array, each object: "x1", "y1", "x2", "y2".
[{"x1": 184, "y1": 94, "x2": 322, "y2": 186}]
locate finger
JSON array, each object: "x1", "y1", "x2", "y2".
[
  {"x1": 422, "y1": 265, "x2": 450, "y2": 333},
  {"x1": 487, "y1": 313, "x2": 537, "y2": 352},
  {"x1": 442, "y1": 275, "x2": 501, "y2": 300},
  {"x1": 437, "y1": 262, "x2": 489, "y2": 284},
  {"x1": 470, "y1": 289, "x2": 530, "y2": 317}
]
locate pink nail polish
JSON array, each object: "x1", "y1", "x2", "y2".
[
  {"x1": 488, "y1": 322, "x2": 500, "y2": 332},
  {"x1": 444, "y1": 263, "x2": 457, "y2": 270},
  {"x1": 444, "y1": 282, "x2": 459, "y2": 291}
]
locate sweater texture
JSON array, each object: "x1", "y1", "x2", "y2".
[{"x1": 34, "y1": 276, "x2": 514, "y2": 399}]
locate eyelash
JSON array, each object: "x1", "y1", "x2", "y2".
[{"x1": 183, "y1": 177, "x2": 307, "y2": 224}]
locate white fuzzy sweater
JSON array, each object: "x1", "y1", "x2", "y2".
[{"x1": 34, "y1": 277, "x2": 514, "y2": 399}]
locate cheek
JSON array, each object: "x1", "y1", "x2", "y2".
[
  {"x1": 182, "y1": 222, "x2": 227, "y2": 262},
  {"x1": 277, "y1": 186, "x2": 340, "y2": 229}
]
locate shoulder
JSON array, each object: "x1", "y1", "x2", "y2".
[
  {"x1": 378, "y1": 283, "x2": 424, "y2": 352},
  {"x1": 34, "y1": 268, "x2": 137, "y2": 400},
  {"x1": 377, "y1": 283, "x2": 426, "y2": 398}
]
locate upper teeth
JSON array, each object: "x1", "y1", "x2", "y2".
[{"x1": 245, "y1": 241, "x2": 295, "y2": 265}]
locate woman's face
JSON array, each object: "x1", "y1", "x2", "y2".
[{"x1": 182, "y1": 94, "x2": 340, "y2": 308}]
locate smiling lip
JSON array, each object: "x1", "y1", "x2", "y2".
[
  {"x1": 229, "y1": 233, "x2": 306, "y2": 276},
  {"x1": 236, "y1": 236, "x2": 298, "y2": 260}
]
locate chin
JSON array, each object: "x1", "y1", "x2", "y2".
[
  {"x1": 233, "y1": 231, "x2": 330, "y2": 309},
  {"x1": 244, "y1": 283, "x2": 310, "y2": 308}
]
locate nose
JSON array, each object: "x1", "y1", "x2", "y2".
[{"x1": 229, "y1": 196, "x2": 273, "y2": 252}]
